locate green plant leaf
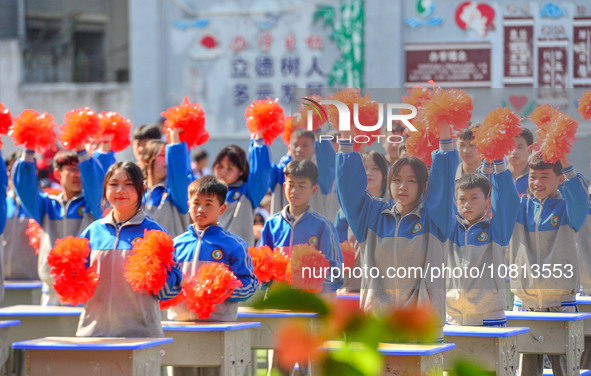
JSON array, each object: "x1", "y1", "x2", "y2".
[
  {"x1": 452, "y1": 359, "x2": 495, "y2": 376},
  {"x1": 323, "y1": 342, "x2": 383, "y2": 376},
  {"x1": 251, "y1": 283, "x2": 331, "y2": 317}
]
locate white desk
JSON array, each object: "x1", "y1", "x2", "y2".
[{"x1": 1, "y1": 281, "x2": 42, "y2": 307}]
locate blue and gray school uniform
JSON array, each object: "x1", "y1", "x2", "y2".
[
  {"x1": 168, "y1": 224, "x2": 258, "y2": 322},
  {"x1": 514, "y1": 171, "x2": 529, "y2": 197},
  {"x1": 446, "y1": 161, "x2": 519, "y2": 326},
  {"x1": 220, "y1": 139, "x2": 272, "y2": 247},
  {"x1": 143, "y1": 142, "x2": 192, "y2": 238},
  {"x1": 0, "y1": 156, "x2": 8, "y2": 300},
  {"x1": 577, "y1": 204, "x2": 591, "y2": 295},
  {"x1": 77, "y1": 210, "x2": 182, "y2": 337},
  {"x1": 3, "y1": 193, "x2": 39, "y2": 280},
  {"x1": 510, "y1": 166, "x2": 589, "y2": 309},
  {"x1": 336, "y1": 139, "x2": 458, "y2": 338},
  {"x1": 13, "y1": 149, "x2": 104, "y2": 305},
  {"x1": 261, "y1": 206, "x2": 344, "y2": 291}
]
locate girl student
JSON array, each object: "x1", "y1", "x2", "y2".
[
  {"x1": 141, "y1": 129, "x2": 193, "y2": 238},
  {"x1": 212, "y1": 130, "x2": 271, "y2": 246},
  {"x1": 77, "y1": 161, "x2": 182, "y2": 337},
  {"x1": 335, "y1": 122, "x2": 457, "y2": 341}
]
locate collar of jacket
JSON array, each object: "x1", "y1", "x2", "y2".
[
  {"x1": 280, "y1": 204, "x2": 313, "y2": 224},
  {"x1": 532, "y1": 190, "x2": 563, "y2": 205},
  {"x1": 188, "y1": 223, "x2": 222, "y2": 237},
  {"x1": 382, "y1": 202, "x2": 423, "y2": 219},
  {"x1": 100, "y1": 209, "x2": 147, "y2": 227}
]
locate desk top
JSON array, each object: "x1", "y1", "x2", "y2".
[
  {"x1": 4, "y1": 281, "x2": 43, "y2": 290},
  {"x1": 162, "y1": 321, "x2": 261, "y2": 331},
  {"x1": 0, "y1": 305, "x2": 83, "y2": 317},
  {"x1": 336, "y1": 293, "x2": 360, "y2": 301},
  {"x1": 12, "y1": 337, "x2": 173, "y2": 350},
  {"x1": 443, "y1": 325, "x2": 529, "y2": 337},
  {"x1": 505, "y1": 311, "x2": 591, "y2": 321},
  {"x1": 577, "y1": 295, "x2": 591, "y2": 305},
  {"x1": 323, "y1": 341, "x2": 456, "y2": 356},
  {"x1": 0, "y1": 320, "x2": 20, "y2": 328},
  {"x1": 238, "y1": 307, "x2": 318, "y2": 318},
  {"x1": 543, "y1": 370, "x2": 590, "y2": 376}
]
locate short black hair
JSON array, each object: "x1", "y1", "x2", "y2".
[
  {"x1": 528, "y1": 152, "x2": 562, "y2": 176},
  {"x1": 284, "y1": 159, "x2": 318, "y2": 186},
  {"x1": 52, "y1": 149, "x2": 79, "y2": 170},
  {"x1": 384, "y1": 123, "x2": 405, "y2": 135},
  {"x1": 456, "y1": 173, "x2": 490, "y2": 198},
  {"x1": 457, "y1": 122, "x2": 481, "y2": 141},
  {"x1": 213, "y1": 145, "x2": 249, "y2": 183},
  {"x1": 188, "y1": 176, "x2": 228, "y2": 205},
  {"x1": 133, "y1": 124, "x2": 162, "y2": 141},
  {"x1": 291, "y1": 129, "x2": 315, "y2": 144},
  {"x1": 519, "y1": 128, "x2": 534, "y2": 146},
  {"x1": 192, "y1": 149, "x2": 208, "y2": 163},
  {"x1": 363, "y1": 150, "x2": 389, "y2": 197}
]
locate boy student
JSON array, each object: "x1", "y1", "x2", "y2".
[
  {"x1": 262, "y1": 159, "x2": 343, "y2": 292},
  {"x1": 168, "y1": 176, "x2": 258, "y2": 322},
  {"x1": 13, "y1": 146, "x2": 105, "y2": 305},
  {"x1": 446, "y1": 164, "x2": 519, "y2": 326},
  {"x1": 132, "y1": 124, "x2": 162, "y2": 169},
  {"x1": 507, "y1": 128, "x2": 534, "y2": 197},
  {"x1": 456, "y1": 123, "x2": 481, "y2": 180},
  {"x1": 510, "y1": 152, "x2": 589, "y2": 376}
]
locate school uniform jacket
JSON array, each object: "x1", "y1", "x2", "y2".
[
  {"x1": 3, "y1": 193, "x2": 39, "y2": 280},
  {"x1": 446, "y1": 161, "x2": 519, "y2": 326},
  {"x1": 143, "y1": 142, "x2": 192, "y2": 238},
  {"x1": 576, "y1": 205, "x2": 591, "y2": 295},
  {"x1": 168, "y1": 224, "x2": 258, "y2": 322},
  {"x1": 261, "y1": 206, "x2": 344, "y2": 291},
  {"x1": 76, "y1": 210, "x2": 182, "y2": 337},
  {"x1": 336, "y1": 139, "x2": 458, "y2": 334},
  {"x1": 510, "y1": 166, "x2": 589, "y2": 309},
  {"x1": 0, "y1": 156, "x2": 8, "y2": 301}
]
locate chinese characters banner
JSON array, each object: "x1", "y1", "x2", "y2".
[
  {"x1": 573, "y1": 17, "x2": 591, "y2": 87},
  {"x1": 537, "y1": 40, "x2": 568, "y2": 88},
  {"x1": 503, "y1": 18, "x2": 534, "y2": 86}
]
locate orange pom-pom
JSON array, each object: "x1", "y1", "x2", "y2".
[
  {"x1": 578, "y1": 91, "x2": 591, "y2": 120},
  {"x1": 405, "y1": 116, "x2": 439, "y2": 167},
  {"x1": 536, "y1": 111, "x2": 578, "y2": 164},
  {"x1": 58, "y1": 107, "x2": 100, "y2": 150},
  {"x1": 159, "y1": 288, "x2": 186, "y2": 310},
  {"x1": 473, "y1": 107, "x2": 522, "y2": 162},
  {"x1": 25, "y1": 219, "x2": 43, "y2": 255},
  {"x1": 162, "y1": 97, "x2": 209, "y2": 148},
  {"x1": 96, "y1": 112, "x2": 133, "y2": 152},
  {"x1": 269, "y1": 249, "x2": 291, "y2": 283},
  {"x1": 248, "y1": 245, "x2": 275, "y2": 283},
  {"x1": 0, "y1": 103, "x2": 12, "y2": 137},
  {"x1": 282, "y1": 112, "x2": 308, "y2": 146},
  {"x1": 326, "y1": 88, "x2": 381, "y2": 151},
  {"x1": 529, "y1": 105, "x2": 555, "y2": 131},
  {"x1": 290, "y1": 244, "x2": 329, "y2": 293},
  {"x1": 47, "y1": 236, "x2": 98, "y2": 305},
  {"x1": 184, "y1": 263, "x2": 242, "y2": 320},
  {"x1": 340, "y1": 241, "x2": 356, "y2": 269},
  {"x1": 10, "y1": 109, "x2": 57, "y2": 153},
  {"x1": 401, "y1": 87, "x2": 433, "y2": 110},
  {"x1": 124, "y1": 230, "x2": 175, "y2": 295},
  {"x1": 424, "y1": 88, "x2": 473, "y2": 131},
  {"x1": 245, "y1": 98, "x2": 285, "y2": 145}
]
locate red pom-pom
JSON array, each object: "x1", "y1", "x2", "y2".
[
  {"x1": 10, "y1": 109, "x2": 57, "y2": 153},
  {"x1": 473, "y1": 107, "x2": 522, "y2": 162},
  {"x1": 47, "y1": 236, "x2": 98, "y2": 305},
  {"x1": 405, "y1": 116, "x2": 439, "y2": 167},
  {"x1": 290, "y1": 244, "x2": 329, "y2": 293},
  {"x1": 326, "y1": 88, "x2": 381, "y2": 152},
  {"x1": 25, "y1": 219, "x2": 43, "y2": 255},
  {"x1": 535, "y1": 110, "x2": 578, "y2": 164},
  {"x1": 245, "y1": 98, "x2": 285, "y2": 145},
  {"x1": 578, "y1": 91, "x2": 591, "y2": 120},
  {"x1": 402, "y1": 87, "x2": 434, "y2": 110},
  {"x1": 269, "y1": 249, "x2": 290, "y2": 283},
  {"x1": 97, "y1": 112, "x2": 132, "y2": 152},
  {"x1": 424, "y1": 88, "x2": 473, "y2": 131},
  {"x1": 184, "y1": 263, "x2": 242, "y2": 320},
  {"x1": 159, "y1": 288, "x2": 186, "y2": 310},
  {"x1": 529, "y1": 105, "x2": 555, "y2": 131},
  {"x1": 248, "y1": 245, "x2": 275, "y2": 283},
  {"x1": 282, "y1": 112, "x2": 307, "y2": 146},
  {"x1": 340, "y1": 241, "x2": 356, "y2": 269},
  {"x1": 58, "y1": 107, "x2": 100, "y2": 150},
  {"x1": 0, "y1": 103, "x2": 12, "y2": 138},
  {"x1": 161, "y1": 97, "x2": 209, "y2": 148},
  {"x1": 124, "y1": 230, "x2": 175, "y2": 295}
]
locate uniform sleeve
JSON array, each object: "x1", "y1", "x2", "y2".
[
  {"x1": 157, "y1": 259, "x2": 183, "y2": 301},
  {"x1": 334, "y1": 209, "x2": 349, "y2": 243},
  {"x1": 318, "y1": 219, "x2": 343, "y2": 291},
  {"x1": 562, "y1": 166, "x2": 590, "y2": 231},
  {"x1": 94, "y1": 151, "x2": 116, "y2": 174},
  {"x1": 425, "y1": 139, "x2": 459, "y2": 242},
  {"x1": 260, "y1": 220, "x2": 274, "y2": 249},
  {"x1": 335, "y1": 142, "x2": 389, "y2": 244},
  {"x1": 165, "y1": 142, "x2": 193, "y2": 214},
  {"x1": 490, "y1": 161, "x2": 520, "y2": 246},
  {"x1": 0, "y1": 153, "x2": 7, "y2": 233},
  {"x1": 227, "y1": 239, "x2": 259, "y2": 301},
  {"x1": 246, "y1": 139, "x2": 272, "y2": 208},
  {"x1": 315, "y1": 140, "x2": 336, "y2": 195},
  {"x1": 78, "y1": 150, "x2": 106, "y2": 220},
  {"x1": 13, "y1": 150, "x2": 45, "y2": 225}
]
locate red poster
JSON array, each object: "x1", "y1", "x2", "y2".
[
  {"x1": 404, "y1": 43, "x2": 491, "y2": 87},
  {"x1": 503, "y1": 18, "x2": 534, "y2": 85},
  {"x1": 537, "y1": 40, "x2": 568, "y2": 88},
  {"x1": 573, "y1": 18, "x2": 591, "y2": 87}
]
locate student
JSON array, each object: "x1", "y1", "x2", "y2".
[
  {"x1": 578, "y1": 195, "x2": 591, "y2": 369},
  {"x1": 77, "y1": 161, "x2": 182, "y2": 337},
  {"x1": 191, "y1": 149, "x2": 210, "y2": 179},
  {"x1": 456, "y1": 123, "x2": 481, "y2": 180},
  {"x1": 132, "y1": 124, "x2": 162, "y2": 169},
  {"x1": 141, "y1": 129, "x2": 192, "y2": 238},
  {"x1": 0, "y1": 149, "x2": 8, "y2": 300},
  {"x1": 446, "y1": 165, "x2": 519, "y2": 326},
  {"x1": 3, "y1": 152, "x2": 39, "y2": 280},
  {"x1": 212, "y1": 134, "x2": 271, "y2": 247},
  {"x1": 507, "y1": 128, "x2": 534, "y2": 197},
  {"x1": 382, "y1": 123, "x2": 406, "y2": 165},
  {"x1": 13, "y1": 146, "x2": 105, "y2": 305},
  {"x1": 168, "y1": 176, "x2": 257, "y2": 323},
  {"x1": 336, "y1": 122, "x2": 457, "y2": 341},
  {"x1": 262, "y1": 160, "x2": 343, "y2": 292},
  {"x1": 510, "y1": 152, "x2": 588, "y2": 376}
]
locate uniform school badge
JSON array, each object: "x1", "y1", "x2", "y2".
[
  {"x1": 412, "y1": 223, "x2": 422, "y2": 233},
  {"x1": 212, "y1": 249, "x2": 223, "y2": 260},
  {"x1": 77, "y1": 206, "x2": 85, "y2": 216},
  {"x1": 477, "y1": 232, "x2": 488, "y2": 242},
  {"x1": 309, "y1": 236, "x2": 319, "y2": 246},
  {"x1": 550, "y1": 216, "x2": 560, "y2": 227},
  {"x1": 232, "y1": 191, "x2": 241, "y2": 200}
]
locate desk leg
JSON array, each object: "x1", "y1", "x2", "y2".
[
  {"x1": 443, "y1": 336, "x2": 518, "y2": 376},
  {"x1": 222, "y1": 329, "x2": 252, "y2": 376},
  {"x1": 566, "y1": 321, "x2": 585, "y2": 375},
  {"x1": 383, "y1": 353, "x2": 443, "y2": 376}
]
